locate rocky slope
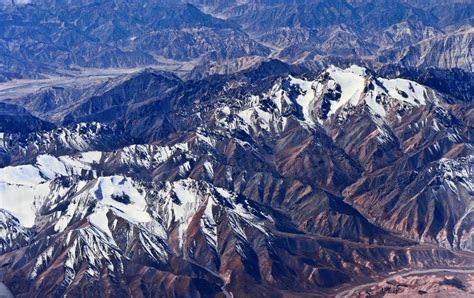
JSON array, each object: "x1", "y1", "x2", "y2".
[{"x1": 0, "y1": 62, "x2": 472, "y2": 296}]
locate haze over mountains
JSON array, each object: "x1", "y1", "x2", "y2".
[
  {"x1": 0, "y1": 0, "x2": 472, "y2": 81},
  {"x1": 0, "y1": 1, "x2": 473, "y2": 297}
]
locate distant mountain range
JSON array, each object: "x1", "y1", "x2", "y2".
[{"x1": 0, "y1": 0, "x2": 472, "y2": 81}]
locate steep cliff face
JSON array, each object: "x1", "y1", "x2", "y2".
[{"x1": 0, "y1": 63, "x2": 472, "y2": 296}]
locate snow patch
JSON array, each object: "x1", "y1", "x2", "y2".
[
  {"x1": 89, "y1": 176, "x2": 151, "y2": 224},
  {"x1": 326, "y1": 65, "x2": 366, "y2": 117}
]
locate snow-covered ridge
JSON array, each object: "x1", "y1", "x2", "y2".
[
  {"x1": 0, "y1": 122, "x2": 129, "y2": 168},
  {"x1": 0, "y1": 152, "x2": 103, "y2": 227},
  {"x1": 32, "y1": 122, "x2": 111, "y2": 151},
  {"x1": 117, "y1": 143, "x2": 189, "y2": 169},
  {"x1": 0, "y1": 143, "x2": 273, "y2": 254},
  {"x1": 53, "y1": 175, "x2": 152, "y2": 236},
  {"x1": 0, "y1": 141, "x2": 190, "y2": 227},
  {"x1": 2, "y1": 172, "x2": 275, "y2": 282},
  {"x1": 229, "y1": 65, "x2": 435, "y2": 137},
  {"x1": 1, "y1": 156, "x2": 274, "y2": 279},
  {"x1": 155, "y1": 179, "x2": 272, "y2": 251},
  {"x1": 210, "y1": 64, "x2": 444, "y2": 149},
  {"x1": 430, "y1": 157, "x2": 474, "y2": 194},
  {"x1": 0, "y1": 209, "x2": 30, "y2": 253},
  {"x1": 291, "y1": 65, "x2": 431, "y2": 122}
]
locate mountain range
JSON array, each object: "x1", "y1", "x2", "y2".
[
  {"x1": 0, "y1": 0, "x2": 473, "y2": 297},
  {"x1": 0, "y1": 0, "x2": 472, "y2": 81},
  {"x1": 0, "y1": 60, "x2": 473, "y2": 296}
]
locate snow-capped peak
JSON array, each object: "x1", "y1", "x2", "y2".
[
  {"x1": 230, "y1": 65, "x2": 434, "y2": 140},
  {"x1": 324, "y1": 65, "x2": 368, "y2": 118},
  {"x1": 316, "y1": 65, "x2": 431, "y2": 121}
]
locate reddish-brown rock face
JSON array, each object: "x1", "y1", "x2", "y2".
[{"x1": 0, "y1": 64, "x2": 472, "y2": 297}]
